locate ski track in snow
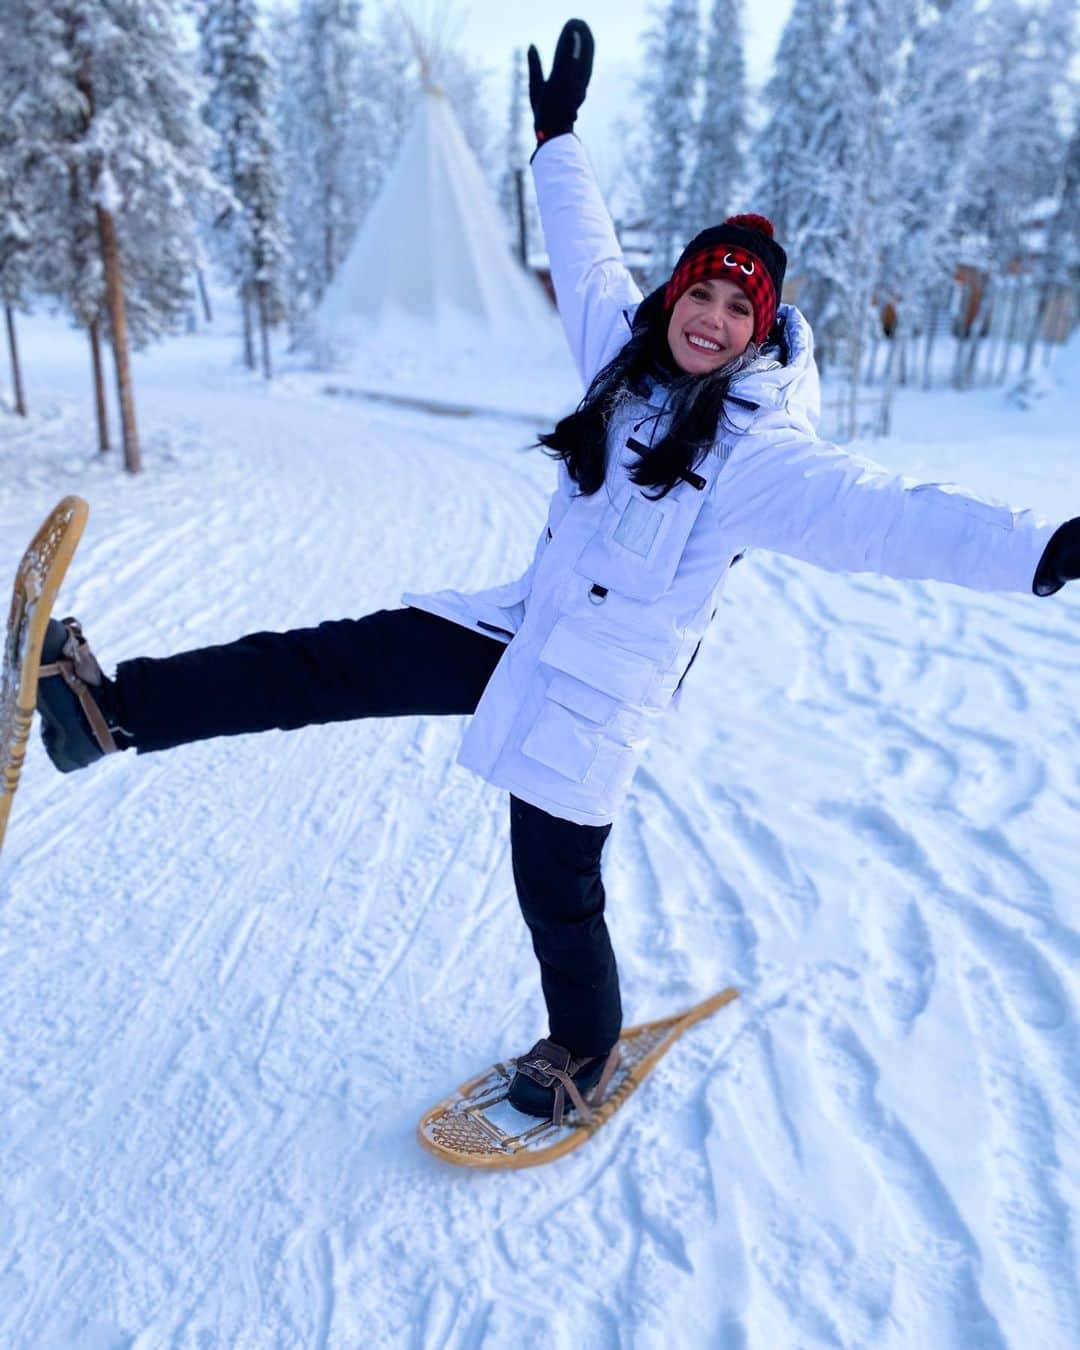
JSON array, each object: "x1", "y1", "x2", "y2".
[{"x1": 1, "y1": 319, "x2": 1078, "y2": 1348}]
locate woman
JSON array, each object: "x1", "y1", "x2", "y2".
[{"x1": 36, "y1": 21, "x2": 1079, "y2": 1125}]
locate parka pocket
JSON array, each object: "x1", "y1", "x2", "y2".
[
  {"x1": 574, "y1": 478, "x2": 709, "y2": 602},
  {"x1": 536, "y1": 621, "x2": 656, "y2": 704},
  {"x1": 519, "y1": 622, "x2": 654, "y2": 783}
]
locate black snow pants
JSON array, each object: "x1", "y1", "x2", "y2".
[{"x1": 116, "y1": 607, "x2": 621, "y2": 1057}]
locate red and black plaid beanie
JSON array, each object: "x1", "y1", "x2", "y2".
[{"x1": 663, "y1": 214, "x2": 787, "y2": 346}]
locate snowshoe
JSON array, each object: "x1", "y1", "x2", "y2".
[
  {"x1": 1, "y1": 496, "x2": 89, "y2": 853},
  {"x1": 37, "y1": 617, "x2": 133, "y2": 772},
  {"x1": 507, "y1": 1038, "x2": 620, "y2": 1124},
  {"x1": 419, "y1": 988, "x2": 740, "y2": 1169}
]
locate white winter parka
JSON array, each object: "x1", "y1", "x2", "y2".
[{"x1": 403, "y1": 134, "x2": 1059, "y2": 827}]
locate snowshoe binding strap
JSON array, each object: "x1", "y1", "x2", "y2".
[
  {"x1": 38, "y1": 617, "x2": 120, "y2": 755},
  {"x1": 516, "y1": 1039, "x2": 621, "y2": 1127}
]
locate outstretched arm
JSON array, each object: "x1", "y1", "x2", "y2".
[
  {"x1": 527, "y1": 21, "x2": 643, "y2": 386},
  {"x1": 712, "y1": 428, "x2": 1064, "y2": 596}
]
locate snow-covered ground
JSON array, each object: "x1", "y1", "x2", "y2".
[{"x1": 1, "y1": 309, "x2": 1077, "y2": 1349}]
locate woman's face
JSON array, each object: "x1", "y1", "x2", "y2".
[{"x1": 666, "y1": 277, "x2": 755, "y2": 375}]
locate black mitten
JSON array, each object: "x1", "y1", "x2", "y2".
[
  {"x1": 1033, "y1": 517, "x2": 1080, "y2": 596},
  {"x1": 527, "y1": 19, "x2": 594, "y2": 147}
]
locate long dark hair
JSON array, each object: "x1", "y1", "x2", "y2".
[{"x1": 537, "y1": 287, "x2": 781, "y2": 500}]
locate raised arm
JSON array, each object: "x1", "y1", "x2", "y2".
[
  {"x1": 712, "y1": 427, "x2": 1064, "y2": 595},
  {"x1": 527, "y1": 21, "x2": 642, "y2": 385}
]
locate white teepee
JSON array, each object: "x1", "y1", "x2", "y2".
[{"x1": 316, "y1": 87, "x2": 555, "y2": 350}]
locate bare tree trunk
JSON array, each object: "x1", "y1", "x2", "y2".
[
  {"x1": 324, "y1": 221, "x2": 335, "y2": 299},
  {"x1": 89, "y1": 320, "x2": 110, "y2": 452},
  {"x1": 922, "y1": 305, "x2": 940, "y2": 389},
  {"x1": 196, "y1": 267, "x2": 213, "y2": 323},
  {"x1": 990, "y1": 279, "x2": 1016, "y2": 383},
  {"x1": 865, "y1": 330, "x2": 880, "y2": 384},
  {"x1": 1022, "y1": 281, "x2": 1049, "y2": 374},
  {"x1": 97, "y1": 205, "x2": 140, "y2": 473},
  {"x1": 257, "y1": 283, "x2": 272, "y2": 380},
  {"x1": 996, "y1": 279, "x2": 1025, "y2": 384},
  {"x1": 847, "y1": 308, "x2": 865, "y2": 442},
  {"x1": 241, "y1": 284, "x2": 256, "y2": 370},
  {"x1": 880, "y1": 315, "x2": 901, "y2": 437},
  {"x1": 951, "y1": 333, "x2": 965, "y2": 388},
  {"x1": 963, "y1": 324, "x2": 982, "y2": 388},
  {"x1": 4, "y1": 304, "x2": 27, "y2": 416}
]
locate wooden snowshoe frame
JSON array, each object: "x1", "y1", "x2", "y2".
[
  {"x1": 418, "y1": 987, "x2": 739, "y2": 1169},
  {"x1": 0, "y1": 496, "x2": 89, "y2": 855}
]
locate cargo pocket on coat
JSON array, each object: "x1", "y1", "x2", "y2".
[{"x1": 519, "y1": 622, "x2": 653, "y2": 783}]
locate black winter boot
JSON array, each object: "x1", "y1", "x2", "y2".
[
  {"x1": 36, "y1": 618, "x2": 134, "y2": 772},
  {"x1": 507, "y1": 1038, "x2": 619, "y2": 1124}
]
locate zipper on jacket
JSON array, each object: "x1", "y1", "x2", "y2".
[
  {"x1": 674, "y1": 607, "x2": 718, "y2": 696},
  {"x1": 674, "y1": 640, "x2": 702, "y2": 696}
]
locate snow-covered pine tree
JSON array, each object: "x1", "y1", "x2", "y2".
[
  {"x1": 832, "y1": 0, "x2": 917, "y2": 431},
  {"x1": 694, "y1": 0, "x2": 746, "y2": 224},
  {"x1": 641, "y1": 0, "x2": 702, "y2": 286},
  {"x1": 9, "y1": 1, "x2": 216, "y2": 471},
  {"x1": 0, "y1": 79, "x2": 31, "y2": 416},
  {"x1": 781, "y1": 0, "x2": 915, "y2": 432},
  {"x1": 1031, "y1": 115, "x2": 1080, "y2": 370},
  {"x1": 1011, "y1": 0, "x2": 1078, "y2": 374},
  {"x1": 278, "y1": 0, "x2": 364, "y2": 316},
  {"x1": 0, "y1": 0, "x2": 109, "y2": 437},
  {"x1": 883, "y1": 0, "x2": 984, "y2": 389},
  {"x1": 752, "y1": 0, "x2": 842, "y2": 350},
  {"x1": 954, "y1": 0, "x2": 1069, "y2": 386},
  {"x1": 199, "y1": 0, "x2": 289, "y2": 379},
  {"x1": 498, "y1": 48, "x2": 527, "y2": 260}
]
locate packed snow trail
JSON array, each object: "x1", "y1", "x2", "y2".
[{"x1": 0, "y1": 314, "x2": 1077, "y2": 1348}]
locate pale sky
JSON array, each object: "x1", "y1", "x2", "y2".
[{"x1": 437, "y1": 2, "x2": 795, "y2": 188}]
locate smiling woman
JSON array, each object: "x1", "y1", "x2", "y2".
[{"x1": 27, "y1": 17, "x2": 1079, "y2": 1139}]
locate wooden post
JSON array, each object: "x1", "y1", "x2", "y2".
[
  {"x1": 88, "y1": 320, "x2": 109, "y2": 451},
  {"x1": 4, "y1": 304, "x2": 26, "y2": 416},
  {"x1": 96, "y1": 204, "x2": 141, "y2": 473}
]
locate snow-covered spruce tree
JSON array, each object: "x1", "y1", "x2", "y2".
[
  {"x1": 1031, "y1": 113, "x2": 1080, "y2": 370},
  {"x1": 498, "y1": 48, "x2": 528, "y2": 259},
  {"x1": 641, "y1": 0, "x2": 701, "y2": 286},
  {"x1": 278, "y1": 0, "x2": 364, "y2": 317},
  {"x1": 694, "y1": 0, "x2": 746, "y2": 224},
  {"x1": 752, "y1": 0, "x2": 842, "y2": 353},
  {"x1": 954, "y1": 0, "x2": 1069, "y2": 386},
  {"x1": 798, "y1": 0, "x2": 916, "y2": 431},
  {"x1": 10, "y1": 1, "x2": 216, "y2": 472},
  {"x1": 0, "y1": 95, "x2": 31, "y2": 416},
  {"x1": 4, "y1": 1, "x2": 117, "y2": 448},
  {"x1": 1018, "y1": 0, "x2": 1078, "y2": 373},
  {"x1": 199, "y1": 0, "x2": 289, "y2": 379},
  {"x1": 882, "y1": 0, "x2": 984, "y2": 389}
]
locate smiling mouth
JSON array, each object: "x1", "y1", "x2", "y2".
[{"x1": 686, "y1": 334, "x2": 722, "y2": 353}]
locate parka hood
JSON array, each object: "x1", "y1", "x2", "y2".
[{"x1": 726, "y1": 304, "x2": 821, "y2": 435}]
